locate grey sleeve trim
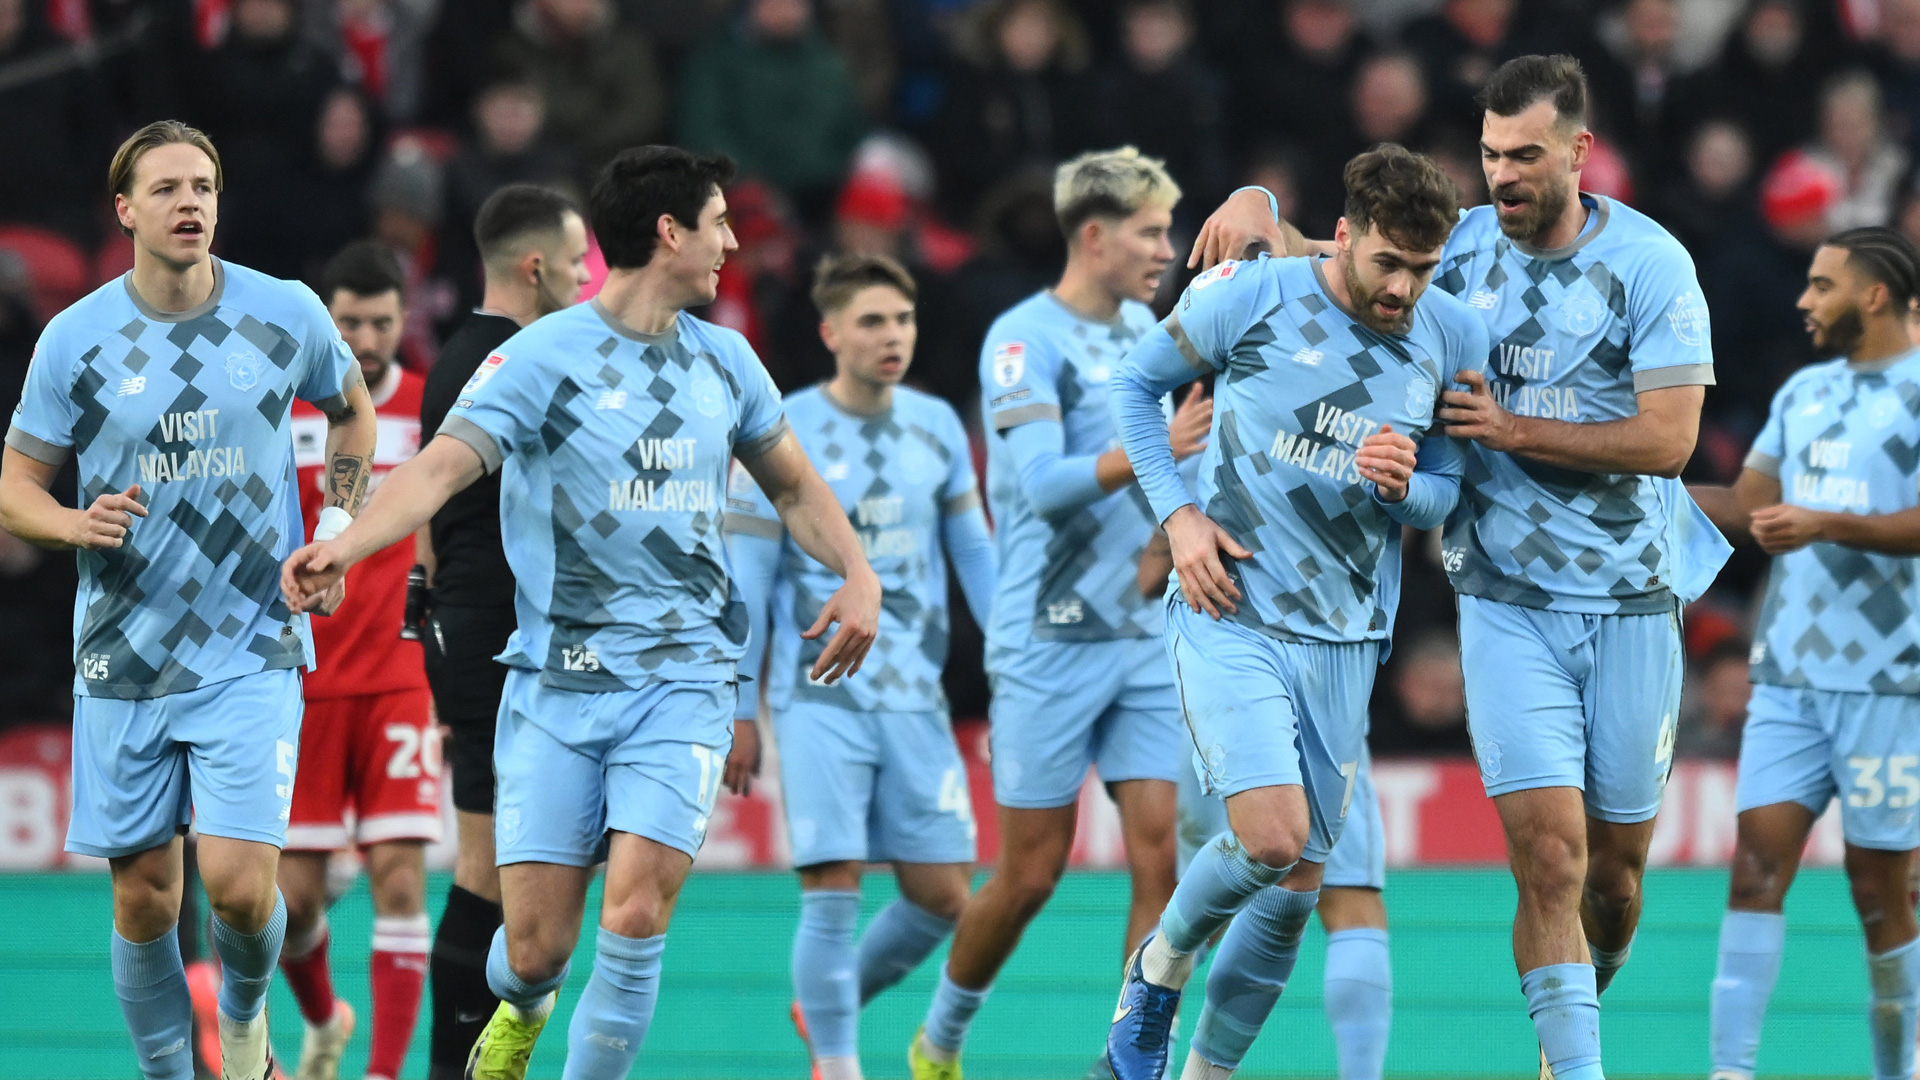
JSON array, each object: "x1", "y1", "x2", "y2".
[
  {"x1": 4, "y1": 424, "x2": 71, "y2": 465},
  {"x1": 1744, "y1": 450, "x2": 1781, "y2": 477},
  {"x1": 1634, "y1": 363, "x2": 1716, "y2": 392},
  {"x1": 342, "y1": 359, "x2": 367, "y2": 394},
  {"x1": 735, "y1": 415, "x2": 791, "y2": 460},
  {"x1": 1164, "y1": 310, "x2": 1212, "y2": 374},
  {"x1": 992, "y1": 403, "x2": 1062, "y2": 431},
  {"x1": 439, "y1": 414, "x2": 504, "y2": 476},
  {"x1": 310, "y1": 393, "x2": 349, "y2": 417},
  {"x1": 944, "y1": 490, "x2": 983, "y2": 515},
  {"x1": 724, "y1": 513, "x2": 784, "y2": 539}
]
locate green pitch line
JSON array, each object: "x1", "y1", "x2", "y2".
[{"x1": 0, "y1": 868, "x2": 1869, "y2": 1078}]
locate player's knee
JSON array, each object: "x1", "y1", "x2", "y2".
[
  {"x1": 1726, "y1": 846, "x2": 1793, "y2": 911},
  {"x1": 1510, "y1": 835, "x2": 1584, "y2": 908},
  {"x1": 600, "y1": 889, "x2": 672, "y2": 940},
  {"x1": 280, "y1": 887, "x2": 326, "y2": 935},
  {"x1": 1581, "y1": 859, "x2": 1643, "y2": 918},
  {"x1": 1234, "y1": 821, "x2": 1308, "y2": 873},
  {"x1": 998, "y1": 867, "x2": 1061, "y2": 919},
  {"x1": 207, "y1": 876, "x2": 279, "y2": 932},
  {"x1": 505, "y1": 934, "x2": 571, "y2": 984}
]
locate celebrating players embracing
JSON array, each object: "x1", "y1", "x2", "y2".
[
  {"x1": 1103, "y1": 145, "x2": 1485, "y2": 1080},
  {"x1": 0, "y1": 121, "x2": 377, "y2": 1080},
  {"x1": 281, "y1": 146, "x2": 879, "y2": 1080},
  {"x1": 1191, "y1": 56, "x2": 1732, "y2": 1078}
]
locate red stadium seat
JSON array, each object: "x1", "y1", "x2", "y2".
[{"x1": 0, "y1": 225, "x2": 91, "y2": 323}]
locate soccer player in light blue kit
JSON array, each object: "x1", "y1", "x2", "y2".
[
  {"x1": 1174, "y1": 745, "x2": 1393, "y2": 1080},
  {"x1": 281, "y1": 147, "x2": 881, "y2": 1080},
  {"x1": 1103, "y1": 144, "x2": 1487, "y2": 1080},
  {"x1": 1191, "y1": 56, "x2": 1731, "y2": 1078},
  {"x1": 906, "y1": 147, "x2": 1212, "y2": 1080},
  {"x1": 1689, "y1": 228, "x2": 1920, "y2": 1080},
  {"x1": 726, "y1": 252, "x2": 997, "y2": 1080},
  {"x1": 0, "y1": 121, "x2": 377, "y2": 1080}
]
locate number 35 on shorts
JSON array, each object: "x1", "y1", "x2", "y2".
[{"x1": 1849, "y1": 755, "x2": 1920, "y2": 809}]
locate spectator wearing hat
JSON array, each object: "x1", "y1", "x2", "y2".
[
  {"x1": 370, "y1": 140, "x2": 458, "y2": 369},
  {"x1": 679, "y1": 0, "x2": 868, "y2": 225}
]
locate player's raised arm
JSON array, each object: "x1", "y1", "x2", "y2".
[
  {"x1": 282, "y1": 433, "x2": 486, "y2": 613},
  {"x1": 739, "y1": 429, "x2": 880, "y2": 684}
]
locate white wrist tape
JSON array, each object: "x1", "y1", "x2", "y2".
[{"x1": 314, "y1": 506, "x2": 353, "y2": 542}]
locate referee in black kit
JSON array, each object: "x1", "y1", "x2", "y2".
[{"x1": 416, "y1": 184, "x2": 593, "y2": 1079}]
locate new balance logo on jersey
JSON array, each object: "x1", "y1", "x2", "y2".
[
  {"x1": 595, "y1": 390, "x2": 628, "y2": 410},
  {"x1": 1046, "y1": 598, "x2": 1085, "y2": 625},
  {"x1": 116, "y1": 376, "x2": 147, "y2": 396},
  {"x1": 561, "y1": 645, "x2": 601, "y2": 672},
  {"x1": 1291, "y1": 348, "x2": 1324, "y2": 366},
  {"x1": 80, "y1": 653, "x2": 110, "y2": 681},
  {"x1": 1467, "y1": 289, "x2": 1499, "y2": 309}
]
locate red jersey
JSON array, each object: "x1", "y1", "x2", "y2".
[{"x1": 292, "y1": 365, "x2": 426, "y2": 699}]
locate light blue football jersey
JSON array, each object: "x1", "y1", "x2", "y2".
[
  {"x1": 5, "y1": 259, "x2": 355, "y2": 699},
  {"x1": 439, "y1": 300, "x2": 787, "y2": 689},
  {"x1": 725, "y1": 384, "x2": 987, "y2": 713},
  {"x1": 1433, "y1": 196, "x2": 1717, "y2": 613},
  {"x1": 981, "y1": 291, "x2": 1161, "y2": 646},
  {"x1": 1116, "y1": 254, "x2": 1487, "y2": 643},
  {"x1": 1746, "y1": 350, "x2": 1920, "y2": 694}
]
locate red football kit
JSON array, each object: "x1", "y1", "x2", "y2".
[{"x1": 286, "y1": 363, "x2": 442, "y2": 850}]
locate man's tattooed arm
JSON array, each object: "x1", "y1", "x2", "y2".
[{"x1": 321, "y1": 381, "x2": 378, "y2": 514}]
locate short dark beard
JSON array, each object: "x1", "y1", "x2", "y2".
[
  {"x1": 1817, "y1": 307, "x2": 1866, "y2": 357},
  {"x1": 1343, "y1": 254, "x2": 1414, "y2": 335},
  {"x1": 1493, "y1": 179, "x2": 1573, "y2": 246}
]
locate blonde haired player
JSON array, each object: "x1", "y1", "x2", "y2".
[{"x1": 906, "y1": 146, "x2": 1211, "y2": 1080}]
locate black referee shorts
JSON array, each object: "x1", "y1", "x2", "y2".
[{"x1": 422, "y1": 604, "x2": 516, "y2": 815}]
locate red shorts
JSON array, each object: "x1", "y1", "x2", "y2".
[{"x1": 287, "y1": 687, "x2": 444, "y2": 850}]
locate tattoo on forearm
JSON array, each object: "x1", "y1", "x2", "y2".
[{"x1": 328, "y1": 455, "x2": 369, "y2": 513}]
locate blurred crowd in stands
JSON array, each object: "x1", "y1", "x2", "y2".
[{"x1": 6, "y1": 0, "x2": 1887, "y2": 757}]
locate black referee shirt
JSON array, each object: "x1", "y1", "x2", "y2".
[{"x1": 420, "y1": 311, "x2": 520, "y2": 610}]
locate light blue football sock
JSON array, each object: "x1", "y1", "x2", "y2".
[
  {"x1": 1324, "y1": 928, "x2": 1392, "y2": 1080},
  {"x1": 794, "y1": 891, "x2": 861, "y2": 1058},
  {"x1": 210, "y1": 890, "x2": 285, "y2": 1022},
  {"x1": 485, "y1": 924, "x2": 569, "y2": 1013},
  {"x1": 922, "y1": 965, "x2": 991, "y2": 1053},
  {"x1": 1190, "y1": 886, "x2": 1319, "y2": 1069},
  {"x1": 1868, "y1": 935, "x2": 1920, "y2": 1080},
  {"x1": 858, "y1": 898, "x2": 954, "y2": 1004},
  {"x1": 1160, "y1": 832, "x2": 1292, "y2": 953},
  {"x1": 1708, "y1": 909, "x2": 1785, "y2": 1079},
  {"x1": 112, "y1": 927, "x2": 194, "y2": 1080},
  {"x1": 1521, "y1": 963, "x2": 1602, "y2": 1080},
  {"x1": 562, "y1": 928, "x2": 664, "y2": 1080}
]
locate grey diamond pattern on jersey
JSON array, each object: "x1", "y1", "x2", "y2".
[{"x1": 789, "y1": 410, "x2": 954, "y2": 710}]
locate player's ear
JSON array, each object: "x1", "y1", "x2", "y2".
[
  {"x1": 656, "y1": 212, "x2": 679, "y2": 255},
  {"x1": 818, "y1": 318, "x2": 837, "y2": 353},
  {"x1": 1567, "y1": 128, "x2": 1594, "y2": 171}
]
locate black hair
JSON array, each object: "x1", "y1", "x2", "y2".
[
  {"x1": 1826, "y1": 226, "x2": 1920, "y2": 311},
  {"x1": 318, "y1": 240, "x2": 405, "y2": 305},
  {"x1": 588, "y1": 145, "x2": 736, "y2": 270},
  {"x1": 473, "y1": 184, "x2": 578, "y2": 263},
  {"x1": 1476, "y1": 54, "x2": 1589, "y2": 128}
]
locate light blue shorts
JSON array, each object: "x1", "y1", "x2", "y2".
[
  {"x1": 1165, "y1": 601, "x2": 1377, "y2": 865},
  {"x1": 1458, "y1": 595, "x2": 1682, "y2": 824},
  {"x1": 1736, "y1": 684, "x2": 1920, "y2": 851},
  {"x1": 985, "y1": 637, "x2": 1184, "y2": 809},
  {"x1": 1177, "y1": 745, "x2": 1384, "y2": 889},
  {"x1": 492, "y1": 669, "x2": 733, "y2": 865},
  {"x1": 68, "y1": 669, "x2": 303, "y2": 858},
  {"x1": 773, "y1": 703, "x2": 976, "y2": 868}
]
